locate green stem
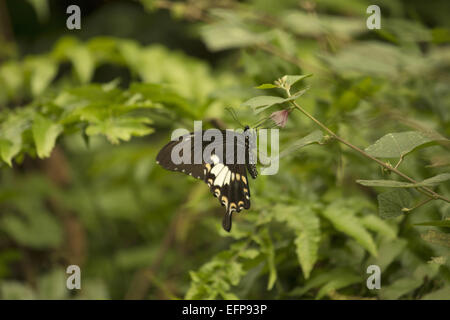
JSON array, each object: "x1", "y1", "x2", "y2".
[
  {"x1": 286, "y1": 91, "x2": 449, "y2": 203},
  {"x1": 402, "y1": 197, "x2": 434, "y2": 213}
]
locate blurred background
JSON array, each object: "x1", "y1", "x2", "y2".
[{"x1": 0, "y1": 0, "x2": 449, "y2": 299}]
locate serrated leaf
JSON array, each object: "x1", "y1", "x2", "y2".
[
  {"x1": 85, "y1": 117, "x2": 153, "y2": 144},
  {"x1": 0, "y1": 112, "x2": 29, "y2": 166},
  {"x1": 32, "y1": 114, "x2": 63, "y2": 158},
  {"x1": 377, "y1": 189, "x2": 412, "y2": 218},
  {"x1": 273, "y1": 204, "x2": 320, "y2": 279},
  {"x1": 357, "y1": 173, "x2": 450, "y2": 188},
  {"x1": 364, "y1": 131, "x2": 436, "y2": 158},
  {"x1": 322, "y1": 201, "x2": 377, "y2": 256}
]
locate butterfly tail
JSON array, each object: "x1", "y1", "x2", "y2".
[{"x1": 222, "y1": 210, "x2": 233, "y2": 232}]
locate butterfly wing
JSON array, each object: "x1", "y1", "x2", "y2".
[
  {"x1": 156, "y1": 133, "x2": 206, "y2": 180},
  {"x1": 204, "y1": 160, "x2": 251, "y2": 231},
  {"x1": 156, "y1": 130, "x2": 254, "y2": 232}
]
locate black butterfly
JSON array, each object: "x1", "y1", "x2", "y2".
[{"x1": 156, "y1": 126, "x2": 258, "y2": 232}]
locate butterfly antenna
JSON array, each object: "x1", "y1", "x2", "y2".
[{"x1": 225, "y1": 107, "x2": 245, "y2": 128}]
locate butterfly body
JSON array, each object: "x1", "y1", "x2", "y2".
[{"x1": 156, "y1": 127, "x2": 257, "y2": 231}]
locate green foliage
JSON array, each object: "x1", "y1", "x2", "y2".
[
  {"x1": 377, "y1": 189, "x2": 412, "y2": 218},
  {"x1": 0, "y1": 0, "x2": 449, "y2": 301},
  {"x1": 364, "y1": 131, "x2": 443, "y2": 159}
]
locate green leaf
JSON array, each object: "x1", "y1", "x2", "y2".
[
  {"x1": 85, "y1": 117, "x2": 154, "y2": 144},
  {"x1": 199, "y1": 15, "x2": 266, "y2": 51},
  {"x1": 1, "y1": 209, "x2": 63, "y2": 249},
  {"x1": 28, "y1": 56, "x2": 57, "y2": 96},
  {"x1": 288, "y1": 268, "x2": 358, "y2": 297},
  {"x1": 360, "y1": 215, "x2": 397, "y2": 240},
  {"x1": 283, "y1": 74, "x2": 312, "y2": 87},
  {"x1": 421, "y1": 230, "x2": 450, "y2": 247},
  {"x1": 414, "y1": 220, "x2": 450, "y2": 227},
  {"x1": 322, "y1": 201, "x2": 377, "y2": 256},
  {"x1": 67, "y1": 45, "x2": 95, "y2": 84},
  {"x1": 32, "y1": 114, "x2": 63, "y2": 158},
  {"x1": 37, "y1": 268, "x2": 68, "y2": 300},
  {"x1": 380, "y1": 278, "x2": 423, "y2": 299},
  {"x1": 0, "y1": 282, "x2": 36, "y2": 300},
  {"x1": 0, "y1": 112, "x2": 29, "y2": 166},
  {"x1": 26, "y1": 0, "x2": 50, "y2": 22},
  {"x1": 418, "y1": 173, "x2": 450, "y2": 187},
  {"x1": 422, "y1": 286, "x2": 450, "y2": 300},
  {"x1": 377, "y1": 189, "x2": 412, "y2": 218},
  {"x1": 243, "y1": 87, "x2": 309, "y2": 114},
  {"x1": 255, "y1": 83, "x2": 278, "y2": 89},
  {"x1": 357, "y1": 173, "x2": 450, "y2": 188},
  {"x1": 242, "y1": 95, "x2": 286, "y2": 112},
  {"x1": 279, "y1": 130, "x2": 323, "y2": 159},
  {"x1": 273, "y1": 204, "x2": 320, "y2": 279},
  {"x1": 364, "y1": 131, "x2": 437, "y2": 158},
  {"x1": 316, "y1": 273, "x2": 361, "y2": 299},
  {"x1": 253, "y1": 229, "x2": 277, "y2": 290},
  {"x1": 367, "y1": 239, "x2": 407, "y2": 270}
]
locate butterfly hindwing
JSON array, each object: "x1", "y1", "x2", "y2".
[{"x1": 204, "y1": 156, "x2": 251, "y2": 232}]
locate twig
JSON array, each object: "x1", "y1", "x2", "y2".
[
  {"x1": 402, "y1": 197, "x2": 433, "y2": 213},
  {"x1": 285, "y1": 90, "x2": 450, "y2": 204}
]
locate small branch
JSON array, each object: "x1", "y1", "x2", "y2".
[
  {"x1": 285, "y1": 90, "x2": 450, "y2": 204},
  {"x1": 402, "y1": 197, "x2": 433, "y2": 213},
  {"x1": 394, "y1": 156, "x2": 404, "y2": 170}
]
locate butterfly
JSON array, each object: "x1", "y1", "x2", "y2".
[{"x1": 156, "y1": 126, "x2": 258, "y2": 232}]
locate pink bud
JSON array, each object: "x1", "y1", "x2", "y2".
[{"x1": 270, "y1": 110, "x2": 290, "y2": 128}]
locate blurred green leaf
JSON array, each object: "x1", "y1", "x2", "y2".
[
  {"x1": 27, "y1": 56, "x2": 57, "y2": 96},
  {"x1": 422, "y1": 286, "x2": 450, "y2": 300},
  {"x1": 322, "y1": 201, "x2": 377, "y2": 256},
  {"x1": 85, "y1": 117, "x2": 153, "y2": 144},
  {"x1": 273, "y1": 205, "x2": 320, "y2": 279},
  {"x1": 32, "y1": 114, "x2": 63, "y2": 158},
  {"x1": 421, "y1": 230, "x2": 450, "y2": 248},
  {"x1": 67, "y1": 45, "x2": 95, "y2": 84}
]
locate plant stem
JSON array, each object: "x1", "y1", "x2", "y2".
[
  {"x1": 403, "y1": 197, "x2": 434, "y2": 213},
  {"x1": 288, "y1": 96, "x2": 450, "y2": 203}
]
